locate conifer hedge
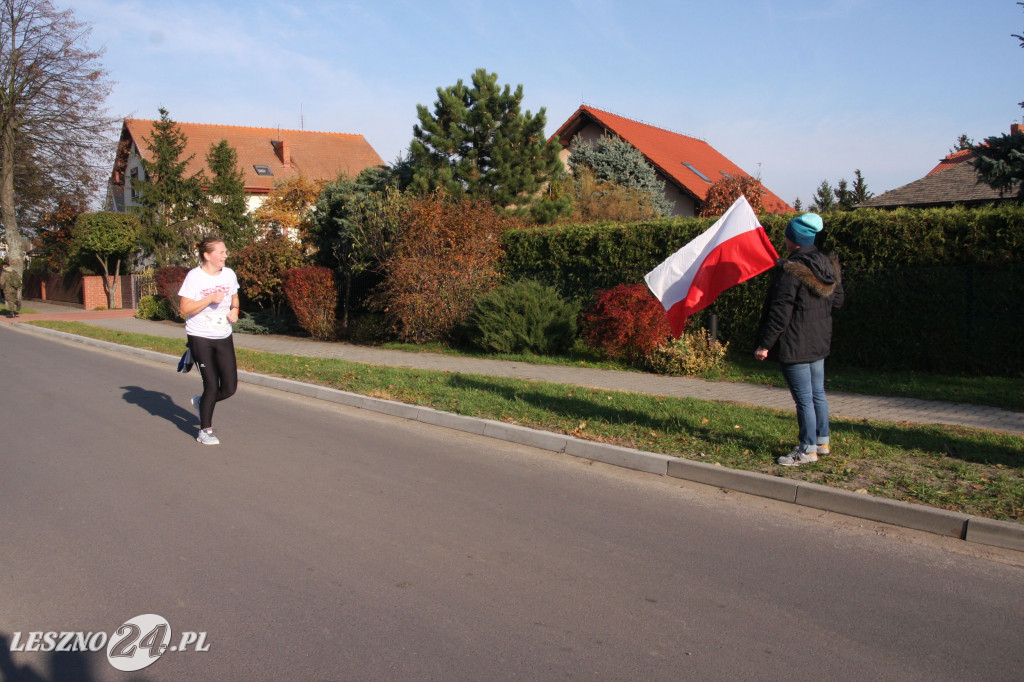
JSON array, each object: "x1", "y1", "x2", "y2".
[{"x1": 501, "y1": 206, "x2": 1024, "y2": 376}]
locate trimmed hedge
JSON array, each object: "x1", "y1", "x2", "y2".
[{"x1": 501, "y1": 205, "x2": 1024, "y2": 376}]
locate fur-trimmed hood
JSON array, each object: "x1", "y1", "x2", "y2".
[{"x1": 782, "y1": 251, "x2": 841, "y2": 298}]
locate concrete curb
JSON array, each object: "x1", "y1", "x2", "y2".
[{"x1": 14, "y1": 322, "x2": 1024, "y2": 554}]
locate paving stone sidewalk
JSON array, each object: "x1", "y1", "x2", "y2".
[{"x1": 13, "y1": 301, "x2": 1020, "y2": 436}]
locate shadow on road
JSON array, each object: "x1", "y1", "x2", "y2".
[
  {"x1": 0, "y1": 631, "x2": 155, "y2": 682},
  {"x1": 120, "y1": 385, "x2": 196, "y2": 437}
]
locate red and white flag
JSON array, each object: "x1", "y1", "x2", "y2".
[{"x1": 644, "y1": 195, "x2": 778, "y2": 336}]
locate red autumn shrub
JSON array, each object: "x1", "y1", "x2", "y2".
[
  {"x1": 153, "y1": 266, "x2": 188, "y2": 320},
  {"x1": 378, "y1": 192, "x2": 518, "y2": 343},
  {"x1": 580, "y1": 283, "x2": 671, "y2": 363},
  {"x1": 283, "y1": 266, "x2": 338, "y2": 340},
  {"x1": 699, "y1": 175, "x2": 765, "y2": 217},
  {"x1": 230, "y1": 234, "x2": 305, "y2": 314}
]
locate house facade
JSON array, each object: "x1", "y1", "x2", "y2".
[
  {"x1": 859, "y1": 123, "x2": 1023, "y2": 209},
  {"x1": 106, "y1": 119, "x2": 385, "y2": 214},
  {"x1": 552, "y1": 105, "x2": 793, "y2": 217}
]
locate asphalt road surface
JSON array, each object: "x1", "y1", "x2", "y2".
[{"x1": 1, "y1": 324, "x2": 1022, "y2": 681}]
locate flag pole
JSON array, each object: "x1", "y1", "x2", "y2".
[{"x1": 709, "y1": 310, "x2": 718, "y2": 345}]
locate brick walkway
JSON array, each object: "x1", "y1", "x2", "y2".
[{"x1": 11, "y1": 301, "x2": 1024, "y2": 436}]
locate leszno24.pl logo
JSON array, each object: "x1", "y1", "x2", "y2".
[{"x1": 10, "y1": 614, "x2": 210, "y2": 672}]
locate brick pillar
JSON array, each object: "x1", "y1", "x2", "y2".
[{"x1": 81, "y1": 275, "x2": 124, "y2": 309}]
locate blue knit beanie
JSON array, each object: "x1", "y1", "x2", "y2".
[{"x1": 785, "y1": 213, "x2": 823, "y2": 246}]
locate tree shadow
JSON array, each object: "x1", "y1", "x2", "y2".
[
  {"x1": 120, "y1": 385, "x2": 196, "y2": 437},
  {"x1": 447, "y1": 375, "x2": 1024, "y2": 466}
]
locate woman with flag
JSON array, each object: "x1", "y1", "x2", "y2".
[{"x1": 754, "y1": 213, "x2": 844, "y2": 466}]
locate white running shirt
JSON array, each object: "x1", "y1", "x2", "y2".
[{"x1": 178, "y1": 266, "x2": 239, "y2": 339}]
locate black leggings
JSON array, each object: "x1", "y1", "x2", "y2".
[{"x1": 188, "y1": 334, "x2": 238, "y2": 429}]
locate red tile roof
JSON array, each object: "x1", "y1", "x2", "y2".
[
  {"x1": 926, "y1": 148, "x2": 972, "y2": 176},
  {"x1": 117, "y1": 119, "x2": 384, "y2": 193},
  {"x1": 553, "y1": 105, "x2": 793, "y2": 214}
]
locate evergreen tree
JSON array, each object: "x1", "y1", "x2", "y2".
[
  {"x1": 833, "y1": 178, "x2": 855, "y2": 211},
  {"x1": 851, "y1": 169, "x2": 873, "y2": 205},
  {"x1": 310, "y1": 166, "x2": 405, "y2": 329},
  {"x1": 950, "y1": 134, "x2": 975, "y2": 153},
  {"x1": 793, "y1": 197, "x2": 803, "y2": 211},
  {"x1": 811, "y1": 180, "x2": 836, "y2": 212},
  {"x1": 134, "y1": 108, "x2": 205, "y2": 266},
  {"x1": 971, "y1": 130, "x2": 1024, "y2": 199},
  {"x1": 568, "y1": 133, "x2": 674, "y2": 217},
  {"x1": 970, "y1": 4, "x2": 1024, "y2": 198},
  {"x1": 204, "y1": 139, "x2": 254, "y2": 251},
  {"x1": 409, "y1": 68, "x2": 570, "y2": 221}
]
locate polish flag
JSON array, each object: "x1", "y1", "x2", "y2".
[{"x1": 644, "y1": 195, "x2": 778, "y2": 336}]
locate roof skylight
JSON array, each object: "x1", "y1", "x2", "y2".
[
  {"x1": 682, "y1": 162, "x2": 710, "y2": 182},
  {"x1": 253, "y1": 165, "x2": 273, "y2": 176}
]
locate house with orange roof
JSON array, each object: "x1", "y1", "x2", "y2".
[
  {"x1": 858, "y1": 124, "x2": 1022, "y2": 209},
  {"x1": 106, "y1": 118, "x2": 384, "y2": 213},
  {"x1": 552, "y1": 105, "x2": 792, "y2": 217}
]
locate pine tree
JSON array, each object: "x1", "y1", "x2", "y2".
[
  {"x1": 833, "y1": 178, "x2": 855, "y2": 211},
  {"x1": 950, "y1": 134, "x2": 975, "y2": 154},
  {"x1": 811, "y1": 180, "x2": 836, "y2": 212},
  {"x1": 204, "y1": 139, "x2": 254, "y2": 251},
  {"x1": 134, "y1": 108, "x2": 205, "y2": 266},
  {"x1": 851, "y1": 169, "x2": 873, "y2": 205},
  {"x1": 409, "y1": 68, "x2": 569, "y2": 221},
  {"x1": 971, "y1": 130, "x2": 1024, "y2": 199}
]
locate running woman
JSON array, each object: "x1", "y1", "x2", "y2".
[{"x1": 178, "y1": 237, "x2": 240, "y2": 445}]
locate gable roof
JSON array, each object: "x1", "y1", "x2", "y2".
[
  {"x1": 859, "y1": 150, "x2": 1012, "y2": 208},
  {"x1": 114, "y1": 119, "x2": 384, "y2": 193},
  {"x1": 552, "y1": 105, "x2": 793, "y2": 214}
]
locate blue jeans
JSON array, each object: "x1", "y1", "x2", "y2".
[{"x1": 780, "y1": 359, "x2": 829, "y2": 454}]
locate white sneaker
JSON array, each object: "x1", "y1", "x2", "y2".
[
  {"x1": 191, "y1": 395, "x2": 201, "y2": 423},
  {"x1": 777, "y1": 447, "x2": 817, "y2": 466},
  {"x1": 196, "y1": 428, "x2": 220, "y2": 445}
]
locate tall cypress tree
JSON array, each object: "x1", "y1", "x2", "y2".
[
  {"x1": 409, "y1": 68, "x2": 569, "y2": 221},
  {"x1": 134, "y1": 107, "x2": 205, "y2": 266}
]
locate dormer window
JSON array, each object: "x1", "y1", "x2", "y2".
[
  {"x1": 682, "y1": 162, "x2": 710, "y2": 182},
  {"x1": 253, "y1": 165, "x2": 273, "y2": 176}
]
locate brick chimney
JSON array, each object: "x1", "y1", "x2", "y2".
[
  {"x1": 274, "y1": 140, "x2": 291, "y2": 167},
  {"x1": 1012, "y1": 122, "x2": 1023, "y2": 136}
]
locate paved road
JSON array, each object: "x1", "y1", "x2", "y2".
[{"x1": 2, "y1": 325, "x2": 1023, "y2": 681}]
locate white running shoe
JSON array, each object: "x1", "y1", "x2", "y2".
[
  {"x1": 777, "y1": 447, "x2": 817, "y2": 466},
  {"x1": 196, "y1": 428, "x2": 220, "y2": 445}
]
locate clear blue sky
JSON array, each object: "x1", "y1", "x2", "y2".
[{"x1": 72, "y1": 0, "x2": 1022, "y2": 206}]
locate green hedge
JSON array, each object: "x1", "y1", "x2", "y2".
[{"x1": 501, "y1": 206, "x2": 1024, "y2": 376}]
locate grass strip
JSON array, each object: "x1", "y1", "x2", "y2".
[
  {"x1": 380, "y1": 341, "x2": 1024, "y2": 412},
  {"x1": 29, "y1": 320, "x2": 1024, "y2": 523}
]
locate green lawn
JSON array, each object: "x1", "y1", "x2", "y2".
[{"x1": 28, "y1": 320, "x2": 1024, "y2": 524}]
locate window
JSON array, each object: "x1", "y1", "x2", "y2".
[
  {"x1": 682, "y1": 162, "x2": 710, "y2": 182},
  {"x1": 130, "y1": 167, "x2": 140, "y2": 200},
  {"x1": 253, "y1": 165, "x2": 273, "y2": 176}
]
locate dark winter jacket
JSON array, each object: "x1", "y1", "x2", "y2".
[{"x1": 756, "y1": 246, "x2": 844, "y2": 364}]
